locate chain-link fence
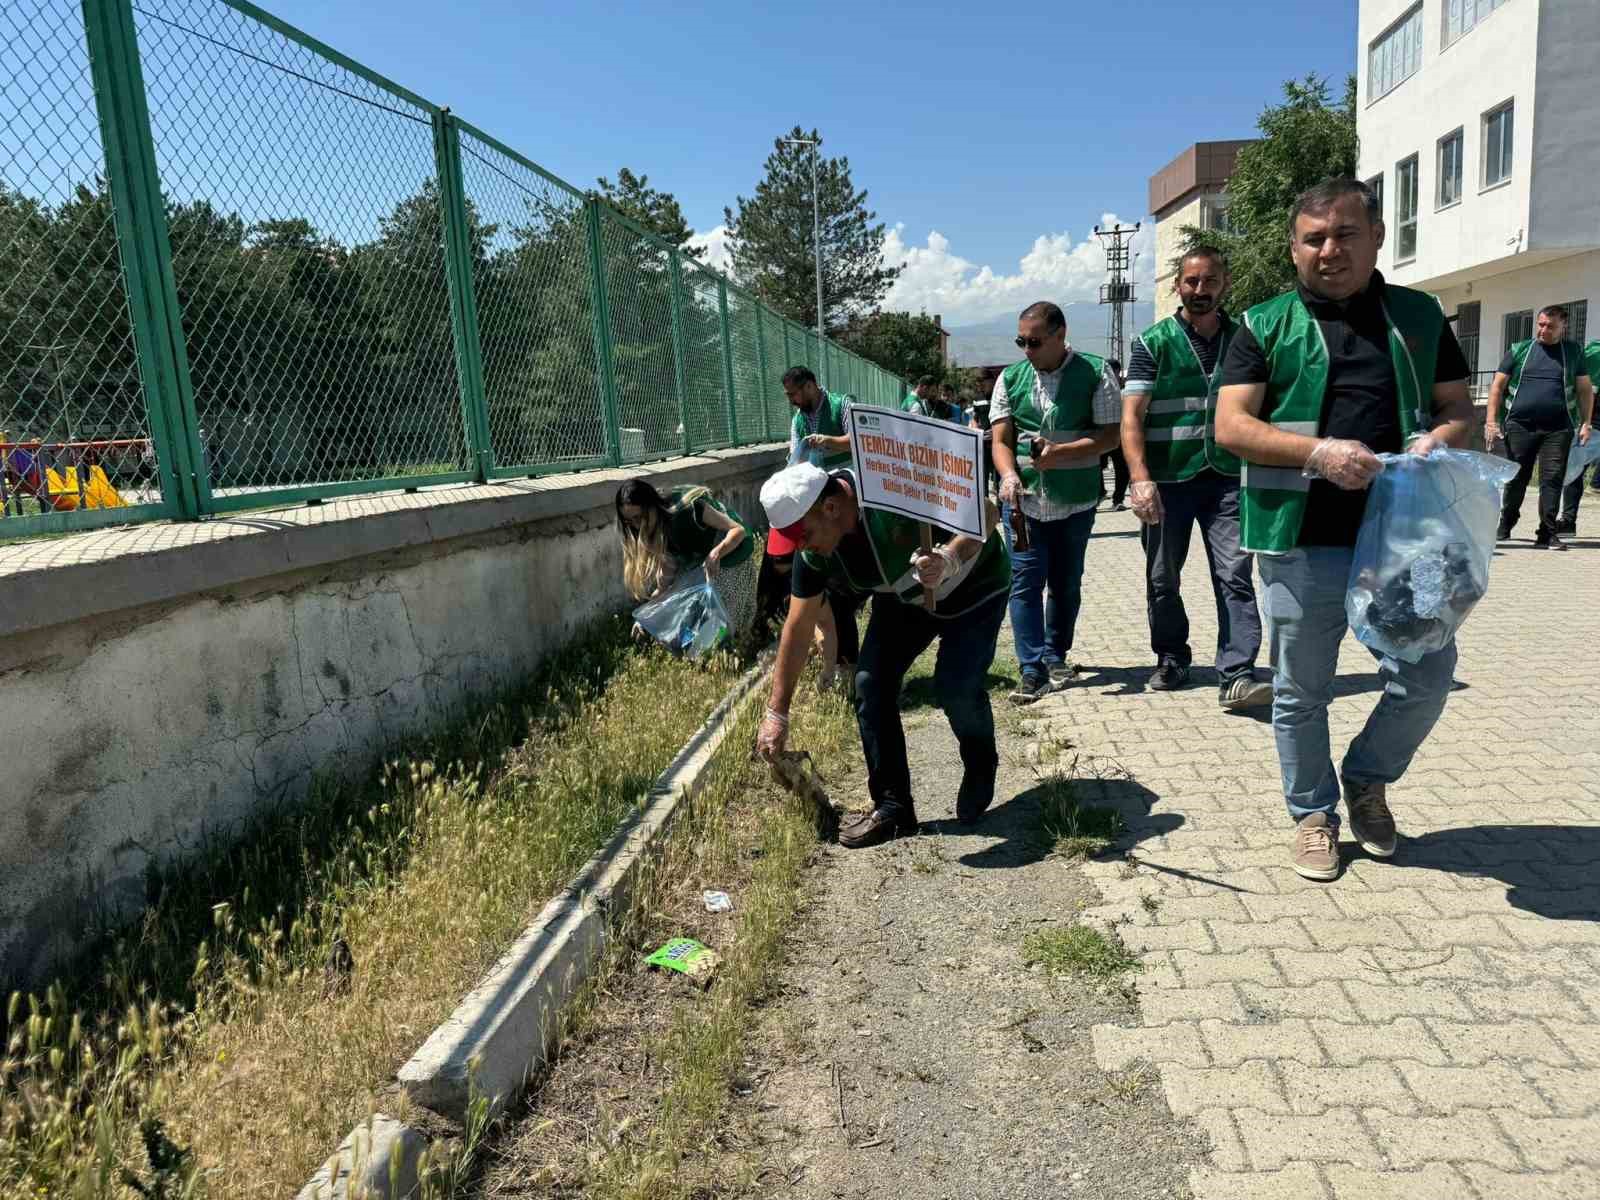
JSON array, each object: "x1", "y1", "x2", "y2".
[{"x1": 0, "y1": 0, "x2": 907, "y2": 539}]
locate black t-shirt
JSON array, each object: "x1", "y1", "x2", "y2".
[
  {"x1": 1500, "y1": 341, "x2": 1570, "y2": 433},
  {"x1": 1220, "y1": 274, "x2": 1470, "y2": 547}
]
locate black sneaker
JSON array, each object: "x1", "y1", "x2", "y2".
[
  {"x1": 838, "y1": 805, "x2": 918, "y2": 849},
  {"x1": 1149, "y1": 659, "x2": 1190, "y2": 691},
  {"x1": 1535, "y1": 534, "x2": 1569, "y2": 551},
  {"x1": 1496, "y1": 523, "x2": 1513, "y2": 542},
  {"x1": 1219, "y1": 674, "x2": 1273, "y2": 709},
  {"x1": 1555, "y1": 517, "x2": 1576, "y2": 536},
  {"x1": 1009, "y1": 673, "x2": 1052, "y2": 706}
]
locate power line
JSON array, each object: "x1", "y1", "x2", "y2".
[{"x1": 1094, "y1": 222, "x2": 1141, "y2": 369}]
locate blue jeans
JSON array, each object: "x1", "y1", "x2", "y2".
[
  {"x1": 855, "y1": 591, "x2": 1008, "y2": 817},
  {"x1": 1258, "y1": 547, "x2": 1456, "y2": 825},
  {"x1": 1002, "y1": 505, "x2": 1095, "y2": 680},
  {"x1": 1142, "y1": 474, "x2": 1261, "y2": 680}
]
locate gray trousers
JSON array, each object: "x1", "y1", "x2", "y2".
[{"x1": 1142, "y1": 472, "x2": 1262, "y2": 681}]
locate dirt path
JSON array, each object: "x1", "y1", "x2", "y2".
[{"x1": 724, "y1": 693, "x2": 1206, "y2": 1200}]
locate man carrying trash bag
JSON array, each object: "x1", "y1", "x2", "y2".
[
  {"x1": 754, "y1": 462, "x2": 1010, "y2": 848},
  {"x1": 1215, "y1": 177, "x2": 1475, "y2": 883}
]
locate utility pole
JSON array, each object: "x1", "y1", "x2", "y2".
[
  {"x1": 1094, "y1": 222, "x2": 1141, "y2": 368},
  {"x1": 782, "y1": 136, "x2": 825, "y2": 379}
]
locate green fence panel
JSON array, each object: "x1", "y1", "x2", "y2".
[
  {"x1": 679, "y1": 261, "x2": 730, "y2": 453},
  {"x1": 451, "y1": 124, "x2": 609, "y2": 478},
  {"x1": 595, "y1": 207, "x2": 677, "y2": 464},
  {"x1": 0, "y1": 0, "x2": 181, "y2": 533},
  {"x1": 123, "y1": 0, "x2": 471, "y2": 510},
  {"x1": 723, "y1": 287, "x2": 765, "y2": 447},
  {"x1": 759, "y1": 305, "x2": 788, "y2": 436}
]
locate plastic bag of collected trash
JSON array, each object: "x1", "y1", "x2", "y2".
[
  {"x1": 1565, "y1": 433, "x2": 1600, "y2": 487},
  {"x1": 1346, "y1": 448, "x2": 1518, "y2": 664},
  {"x1": 632, "y1": 567, "x2": 730, "y2": 659}
]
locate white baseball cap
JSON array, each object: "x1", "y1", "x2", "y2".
[{"x1": 760, "y1": 462, "x2": 830, "y2": 539}]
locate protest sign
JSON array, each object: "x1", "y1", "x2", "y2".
[{"x1": 847, "y1": 407, "x2": 986, "y2": 538}]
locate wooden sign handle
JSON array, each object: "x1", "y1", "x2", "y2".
[{"x1": 919, "y1": 523, "x2": 937, "y2": 611}]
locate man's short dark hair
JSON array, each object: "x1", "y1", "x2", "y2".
[
  {"x1": 1539, "y1": 305, "x2": 1569, "y2": 323},
  {"x1": 1288, "y1": 177, "x2": 1381, "y2": 236},
  {"x1": 917, "y1": 375, "x2": 937, "y2": 388},
  {"x1": 782, "y1": 365, "x2": 816, "y2": 388},
  {"x1": 1019, "y1": 301, "x2": 1065, "y2": 333},
  {"x1": 1181, "y1": 244, "x2": 1228, "y2": 273}
]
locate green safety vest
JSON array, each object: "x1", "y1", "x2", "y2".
[
  {"x1": 799, "y1": 471, "x2": 1011, "y2": 618},
  {"x1": 1237, "y1": 285, "x2": 1441, "y2": 555},
  {"x1": 902, "y1": 393, "x2": 928, "y2": 415},
  {"x1": 791, "y1": 391, "x2": 853, "y2": 469},
  {"x1": 1000, "y1": 352, "x2": 1104, "y2": 507},
  {"x1": 667, "y1": 486, "x2": 754, "y2": 570},
  {"x1": 1499, "y1": 339, "x2": 1585, "y2": 428},
  {"x1": 1135, "y1": 313, "x2": 1241, "y2": 481}
]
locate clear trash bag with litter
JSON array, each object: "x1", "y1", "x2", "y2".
[
  {"x1": 632, "y1": 567, "x2": 730, "y2": 659},
  {"x1": 1565, "y1": 434, "x2": 1600, "y2": 487},
  {"x1": 1346, "y1": 448, "x2": 1519, "y2": 664}
]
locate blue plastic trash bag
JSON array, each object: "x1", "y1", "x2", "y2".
[
  {"x1": 1565, "y1": 433, "x2": 1600, "y2": 487},
  {"x1": 632, "y1": 567, "x2": 730, "y2": 659},
  {"x1": 1346, "y1": 448, "x2": 1519, "y2": 664}
]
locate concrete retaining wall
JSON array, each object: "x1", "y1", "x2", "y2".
[{"x1": 0, "y1": 447, "x2": 784, "y2": 988}]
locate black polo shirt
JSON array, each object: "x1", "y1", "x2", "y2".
[
  {"x1": 1499, "y1": 341, "x2": 1571, "y2": 434},
  {"x1": 1220, "y1": 272, "x2": 1470, "y2": 547}
]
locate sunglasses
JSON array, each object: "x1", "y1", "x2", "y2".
[{"x1": 1015, "y1": 335, "x2": 1054, "y2": 349}]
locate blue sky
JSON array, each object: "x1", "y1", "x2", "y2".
[{"x1": 219, "y1": 0, "x2": 1355, "y2": 324}]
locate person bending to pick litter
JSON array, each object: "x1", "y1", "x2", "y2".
[
  {"x1": 1215, "y1": 177, "x2": 1473, "y2": 883},
  {"x1": 754, "y1": 462, "x2": 1010, "y2": 848},
  {"x1": 616, "y1": 478, "x2": 759, "y2": 643}
]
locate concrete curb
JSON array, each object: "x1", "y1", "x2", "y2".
[{"x1": 293, "y1": 652, "x2": 772, "y2": 1198}]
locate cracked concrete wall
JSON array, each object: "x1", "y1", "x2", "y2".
[{"x1": 0, "y1": 452, "x2": 781, "y2": 988}]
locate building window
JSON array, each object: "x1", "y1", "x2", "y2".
[
  {"x1": 1395, "y1": 155, "x2": 1419, "y2": 262},
  {"x1": 1437, "y1": 129, "x2": 1463, "y2": 208},
  {"x1": 1553, "y1": 300, "x2": 1589, "y2": 344},
  {"x1": 1445, "y1": 0, "x2": 1510, "y2": 48},
  {"x1": 1456, "y1": 301, "x2": 1481, "y2": 375},
  {"x1": 1201, "y1": 201, "x2": 1234, "y2": 235},
  {"x1": 1366, "y1": 173, "x2": 1385, "y2": 223},
  {"x1": 1504, "y1": 309, "x2": 1533, "y2": 351},
  {"x1": 1483, "y1": 102, "x2": 1514, "y2": 188},
  {"x1": 1368, "y1": 4, "x2": 1423, "y2": 103}
]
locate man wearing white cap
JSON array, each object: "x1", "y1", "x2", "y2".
[{"x1": 755, "y1": 461, "x2": 1011, "y2": 848}]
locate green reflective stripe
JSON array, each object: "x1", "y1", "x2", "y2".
[
  {"x1": 1242, "y1": 464, "x2": 1310, "y2": 492},
  {"x1": 1278, "y1": 420, "x2": 1320, "y2": 435},
  {"x1": 1146, "y1": 425, "x2": 1207, "y2": 442}
]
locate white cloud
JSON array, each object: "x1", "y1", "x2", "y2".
[
  {"x1": 880, "y1": 215, "x2": 1156, "y2": 327},
  {"x1": 687, "y1": 224, "x2": 734, "y2": 275}
]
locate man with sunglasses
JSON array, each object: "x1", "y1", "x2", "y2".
[
  {"x1": 990, "y1": 301, "x2": 1122, "y2": 704},
  {"x1": 1122, "y1": 246, "x2": 1272, "y2": 710}
]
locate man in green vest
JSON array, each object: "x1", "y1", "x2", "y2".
[
  {"x1": 1557, "y1": 339, "x2": 1600, "y2": 532},
  {"x1": 990, "y1": 301, "x2": 1122, "y2": 704},
  {"x1": 1484, "y1": 306, "x2": 1594, "y2": 548},
  {"x1": 903, "y1": 376, "x2": 938, "y2": 415},
  {"x1": 754, "y1": 462, "x2": 1011, "y2": 847},
  {"x1": 1122, "y1": 245, "x2": 1271, "y2": 710},
  {"x1": 1215, "y1": 177, "x2": 1474, "y2": 884},
  {"x1": 784, "y1": 365, "x2": 853, "y2": 470}
]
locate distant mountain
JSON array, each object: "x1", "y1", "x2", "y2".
[{"x1": 948, "y1": 301, "x2": 1156, "y2": 368}]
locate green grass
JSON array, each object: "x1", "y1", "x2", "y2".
[
  {"x1": 1021, "y1": 925, "x2": 1142, "y2": 983},
  {"x1": 1035, "y1": 774, "x2": 1126, "y2": 861},
  {"x1": 0, "y1": 617, "x2": 743, "y2": 1199}
]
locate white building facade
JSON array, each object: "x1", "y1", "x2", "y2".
[{"x1": 1356, "y1": 0, "x2": 1600, "y2": 389}]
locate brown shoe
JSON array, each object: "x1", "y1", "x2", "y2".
[
  {"x1": 1292, "y1": 813, "x2": 1340, "y2": 881},
  {"x1": 838, "y1": 806, "x2": 918, "y2": 849},
  {"x1": 1344, "y1": 778, "x2": 1397, "y2": 858}
]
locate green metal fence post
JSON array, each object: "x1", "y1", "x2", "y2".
[
  {"x1": 716, "y1": 279, "x2": 739, "y2": 446},
  {"x1": 82, "y1": 0, "x2": 204, "y2": 519},
  {"x1": 583, "y1": 197, "x2": 623, "y2": 465},
  {"x1": 431, "y1": 110, "x2": 492, "y2": 482},
  {"x1": 666, "y1": 249, "x2": 692, "y2": 457},
  {"x1": 753, "y1": 303, "x2": 771, "y2": 441}
]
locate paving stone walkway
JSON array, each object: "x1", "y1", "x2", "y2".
[{"x1": 1031, "y1": 510, "x2": 1600, "y2": 1199}]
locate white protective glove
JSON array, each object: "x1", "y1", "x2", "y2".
[
  {"x1": 1303, "y1": 437, "x2": 1383, "y2": 491},
  {"x1": 1128, "y1": 480, "x2": 1164, "y2": 526},
  {"x1": 910, "y1": 545, "x2": 960, "y2": 591},
  {"x1": 755, "y1": 706, "x2": 789, "y2": 761},
  {"x1": 999, "y1": 472, "x2": 1025, "y2": 508}
]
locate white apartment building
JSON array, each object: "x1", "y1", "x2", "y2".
[{"x1": 1357, "y1": 0, "x2": 1600, "y2": 388}]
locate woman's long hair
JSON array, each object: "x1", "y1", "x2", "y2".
[{"x1": 615, "y1": 479, "x2": 710, "y2": 600}]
